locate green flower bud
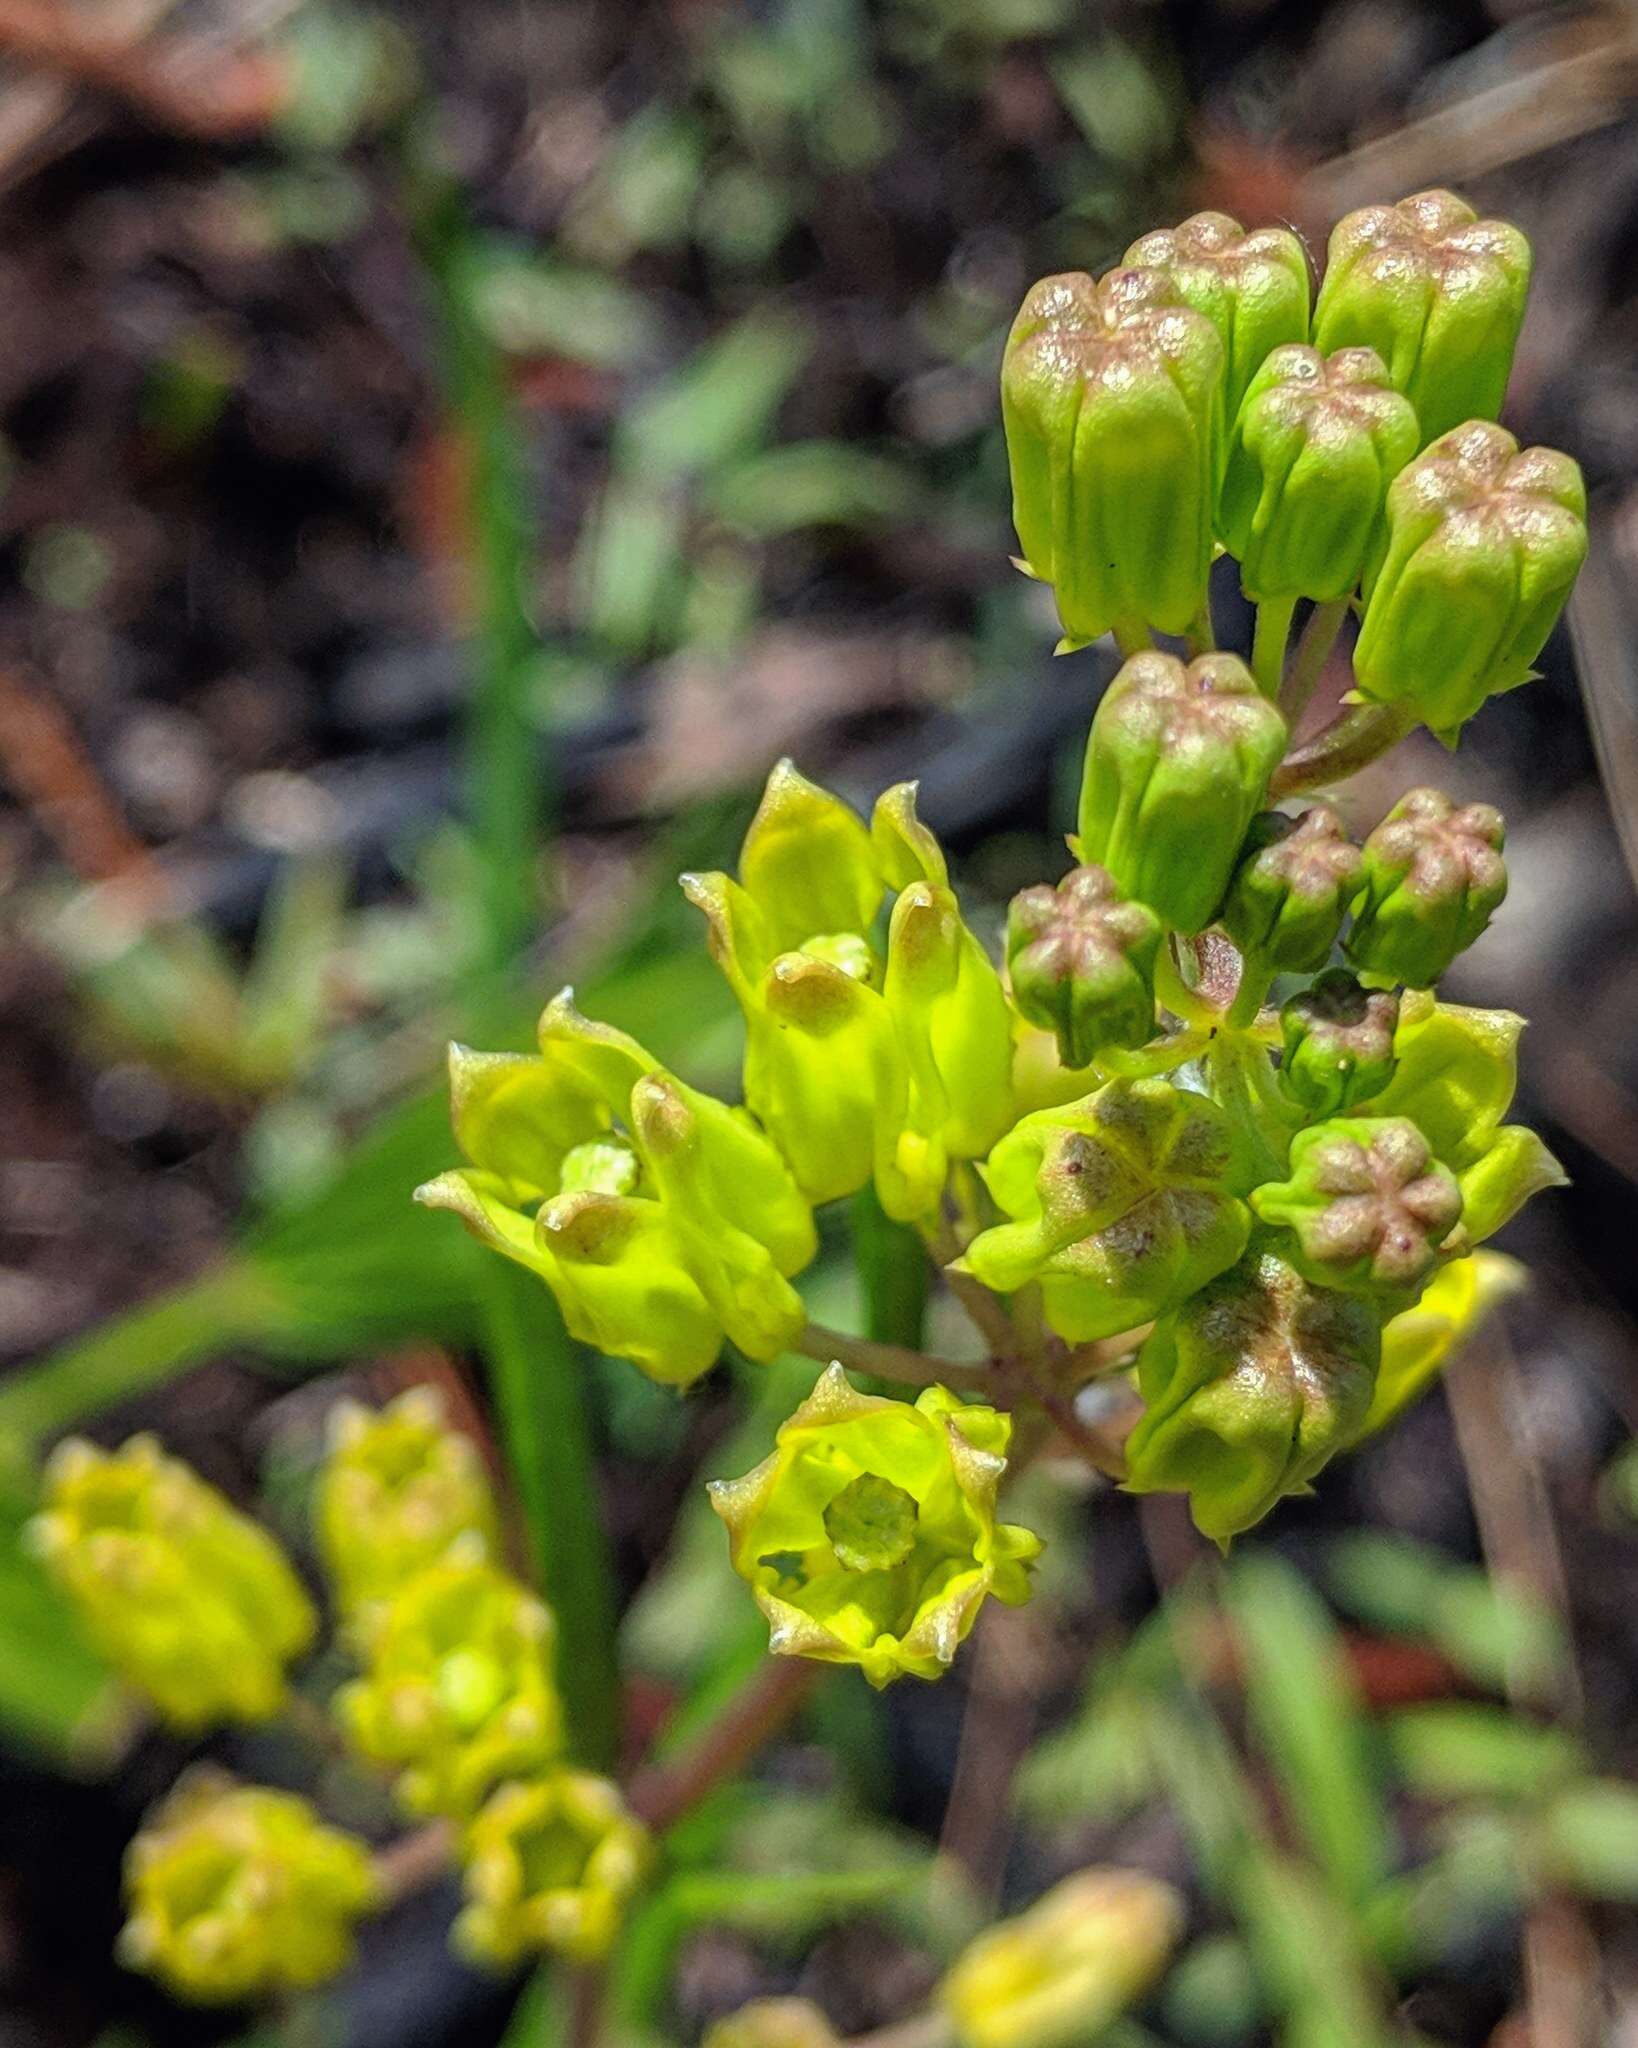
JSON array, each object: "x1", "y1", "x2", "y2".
[
  {"x1": 454, "y1": 1771, "x2": 651, "y2": 1969},
  {"x1": 1218, "y1": 344, "x2": 1419, "y2": 602},
  {"x1": 1352, "y1": 1248, "x2": 1525, "y2": 1442},
  {"x1": 705, "y1": 2001, "x2": 840, "y2": 2048},
  {"x1": 1001, "y1": 266, "x2": 1223, "y2": 646},
  {"x1": 316, "y1": 1388, "x2": 500, "y2": 1618},
  {"x1": 1219, "y1": 806, "x2": 1364, "y2": 975},
  {"x1": 962, "y1": 1078, "x2": 1252, "y2": 1343},
  {"x1": 1353, "y1": 423, "x2": 1586, "y2": 738},
  {"x1": 418, "y1": 993, "x2": 815, "y2": 1386},
  {"x1": 1125, "y1": 210, "x2": 1311, "y2": 423},
  {"x1": 29, "y1": 1436, "x2": 314, "y2": 1730},
  {"x1": 1077, "y1": 651, "x2": 1287, "y2": 935},
  {"x1": 1279, "y1": 969, "x2": 1399, "y2": 1120},
  {"x1": 686, "y1": 767, "x2": 1010, "y2": 1217},
  {"x1": 708, "y1": 1364, "x2": 1041, "y2": 1688},
  {"x1": 1357, "y1": 990, "x2": 1565, "y2": 1243},
  {"x1": 119, "y1": 1768, "x2": 379, "y2": 2004},
  {"x1": 1345, "y1": 787, "x2": 1507, "y2": 989},
  {"x1": 1312, "y1": 189, "x2": 1532, "y2": 445},
  {"x1": 1006, "y1": 865, "x2": 1162, "y2": 1069},
  {"x1": 940, "y1": 1867, "x2": 1185, "y2": 2048},
  {"x1": 1251, "y1": 1117, "x2": 1463, "y2": 1302},
  {"x1": 1124, "y1": 1248, "x2": 1381, "y2": 1542},
  {"x1": 336, "y1": 1559, "x2": 562, "y2": 1820}
]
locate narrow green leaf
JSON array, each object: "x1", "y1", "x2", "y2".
[{"x1": 479, "y1": 1261, "x2": 620, "y2": 1771}]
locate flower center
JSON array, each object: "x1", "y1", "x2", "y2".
[
  {"x1": 558, "y1": 1138, "x2": 642, "y2": 1197},
  {"x1": 822, "y1": 1474, "x2": 919, "y2": 1572}
]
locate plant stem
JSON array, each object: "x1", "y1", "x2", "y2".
[
  {"x1": 374, "y1": 1820, "x2": 455, "y2": 1904},
  {"x1": 852, "y1": 1183, "x2": 929, "y2": 1353},
  {"x1": 1112, "y1": 618, "x2": 1152, "y2": 658},
  {"x1": 1206, "y1": 1034, "x2": 1289, "y2": 1185},
  {"x1": 1270, "y1": 701, "x2": 1417, "y2": 797},
  {"x1": 1186, "y1": 590, "x2": 1216, "y2": 659},
  {"x1": 1225, "y1": 951, "x2": 1270, "y2": 1031},
  {"x1": 1251, "y1": 593, "x2": 1297, "y2": 699},
  {"x1": 1095, "y1": 1026, "x2": 1211, "y2": 1080},
  {"x1": 627, "y1": 1656, "x2": 821, "y2": 1834},
  {"x1": 795, "y1": 1322, "x2": 981, "y2": 1390},
  {"x1": 568, "y1": 1963, "x2": 607, "y2": 2048},
  {"x1": 1278, "y1": 596, "x2": 1350, "y2": 724}
]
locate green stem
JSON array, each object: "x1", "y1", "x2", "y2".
[
  {"x1": 1207, "y1": 1033, "x2": 1289, "y2": 1184},
  {"x1": 406, "y1": 129, "x2": 545, "y2": 977},
  {"x1": 851, "y1": 1182, "x2": 929, "y2": 1353},
  {"x1": 1112, "y1": 618, "x2": 1153, "y2": 659},
  {"x1": 1279, "y1": 597, "x2": 1350, "y2": 725},
  {"x1": 478, "y1": 1264, "x2": 620, "y2": 1770},
  {"x1": 796, "y1": 1322, "x2": 980, "y2": 1390},
  {"x1": 1154, "y1": 941, "x2": 1217, "y2": 1029},
  {"x1": 1095, "y1": 1026, "x2": 1211, "y2": 1081},
  {"x1": 1226, "y1": 951, "x2": 1271, "y2": 1032},
  {"x1": 1251, "y1": 593, "x2": 1298, "y2": 700},
  {"x1": 1186, "y1": 590, "x2": 1216, "y2": 659},
  {"x1": 1271, "y1": 700, "x2": 1418, "y2": 797}
]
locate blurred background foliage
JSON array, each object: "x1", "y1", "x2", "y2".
[{"x1": 0, "y1": 0, "x2": 1635, "y2": 2043}]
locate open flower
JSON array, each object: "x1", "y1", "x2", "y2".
[
  {"x1": 684, "y1": 765, "x2": 1013, "y2": 1219},
  {"x1": 709, "y1": 1366, "x2": 1040, "y2": 1688},
  {"x1": 455, "y1": 1771, "x2": 651, "y2": 1968},
  {"x1": 30, "y1": 1436, "x2": 314, "y2": 1730},
  {"x1": 336, "y1": 1559, "x2": 562, "y2": 1820},
  {"x1": 416, "y1": 991, "x2": 816, "y2": 1386},
  {"x1": 120, "y1": 1768, "x2": 378, "y2": 2004}
]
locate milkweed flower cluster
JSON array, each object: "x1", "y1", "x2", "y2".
[{"x1": 424, "y1": 184, "x2": 1575, "y2": 1595}]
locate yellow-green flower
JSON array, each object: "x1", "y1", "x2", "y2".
[
  {"x1": 704, "y1": 2002, "x2": 841, "y2": 2048},
  {"x1": 336, "y1": 1559, "x2": 562, "y2": 1820},
  {"x1": 29, "y1": 1436, "x2": 314, "y2": 1730},
  {"x1": 962, "y1": 1078, "x2": 1252, "y2": 1343},
  {"x1": 939, "y1": 1866, "x2": 1184, "y2": 2048},
  {"x1": 416, "y1": 990, "x2": 816, "y2": 1386},
  {"x1": 685, "y1": 765, "x2": 1013, "y2": 1219},
  {"x1": 1124, "y1": 1248, "x2": 1381, "y2": 1543},
  {"x1": 119, "y1": 1768, "x2": 379, "y2": 2004},
  {"x1": 454, "y1": 1771, "x2": 651, "y2": 1968},
  {"x1": 315, "y1": 1387, "x2": 500, "y2": 1618},
  {"x1": 709, "y1": 1365, "x2": 1041, "y2": 1688},
  {"x1": 1350, "y1": 1248, "x2": 1526, "y2": 1442}
]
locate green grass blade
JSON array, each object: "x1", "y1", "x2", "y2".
[{"x1": 479, "y1": 1261, "x2": 619, "y2": 1770}]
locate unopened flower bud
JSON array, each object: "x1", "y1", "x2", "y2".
[
  {"x1": 120, "y1": 1768, "x2": 379, "y2": 2004},
  {"x1": 316, "y1": 1388, "x2": 499, "y2": 1618},
  {"x1": 1125, "y1": 1248, "x2": 1381, "y2": 1542},
  {"x1": 1219, "y1": 806, "x2": 1364, "y2": 975},
  {"x1": 336, "y1": 1559, "x2": 562, "y2": 1820},
  {"x1": 1077, "y1": 651, "x2": 1287, "y2": 935},
  {"x1": 30, "y1": 1436, "x2": 314, "y2": 1730},
  {"x1": 962, "y1": 1078, "x2": 1251, "y2": 1342},
  {"x1": 1251, "y1": 1116, "x2": 1462, "y2": 1302},
  {"x1": 1218, "y1": 344, "x2": 1419, "y2": 602},
  {"x1": 705, "y1": 2001, "x2": 840, "y2": 2048},
  {"x1": 940, "y1": 1866, "x2": 1185, "y2": 2048},
  {"x1": 1312, "y1": 189, "x2": 1532, "y2": 445},
  {"x1": 455, "y1": 1771, "x2": 651, "y2": 1968},
  {"x1": 1345, "y1": 787, "x2": 1506, "y2": 989},
  {"x1": 1002, "y1": 266, "x2": 1223, "y2": 646},
  {"x1": 1353, "y1": 422, "x2": 1586, "y2": 738},
  {"x1": 1006, "y1": 865, "x2": 1162, "y2": 1068},
  {"x1": 709, "y1": 1365, "x2": 1041, "y2": 1689},
  {"x1": 1279, "y1": 969, "x2": 1399, "y2": 1119},
  {"x1": 1125, "y1": 210, "x2": 1311, "y2": 424}
]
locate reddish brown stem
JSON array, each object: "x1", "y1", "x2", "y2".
[{"x1": 627, "y1": 1656, "x2": 821, "y2": 1834}]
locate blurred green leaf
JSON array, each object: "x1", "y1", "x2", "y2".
[
  {"x1": 1540, "y1": 1781, "x2": 1638, "y2": 1901},
  {"x1": 473, "y1": 249, "x2": 659, "y2": 370},
  {"x1": 619, "y1": 316, "x2": 811, "y2": 483},
  {"x1": 574, "y1": 480, "x2": 685, "y2": 656},
  {"x1": 563, "y1": 106, "x2": 707, "y2": 264},
  {"x1": 1226, "y1": 1556, "x2": 1388, "y2": 1909},
  {"x1": 706, "y1": 443, "x2": 922, "y2": 536},
  {"x1": 0, "y1": 1461, "x2": 125, "y2": 1767},
  {"x1": 1385, "y1": 1704, "x2": 1583, "y2": 1804},
  {"x1": 1049, "y1": 38, "x2": 1174, "y2": 166},
  {"x1": 1162, "y1": 1933, "x2": 1261, "y2": 2048}
]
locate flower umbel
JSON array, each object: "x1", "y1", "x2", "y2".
[
  {"x1": 336, "y1": 1558, "x2": 562, "y2": 1819},
  {"x1": 709, "y1": 1365, "x2": 1041, "y2": 1688},
  {"x1": 30, "y1": 1436, "x2": 314, "y2": 1730},
  {"x1": 119, "y1": 1768, "x2": 378, "y2": 2004}
]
